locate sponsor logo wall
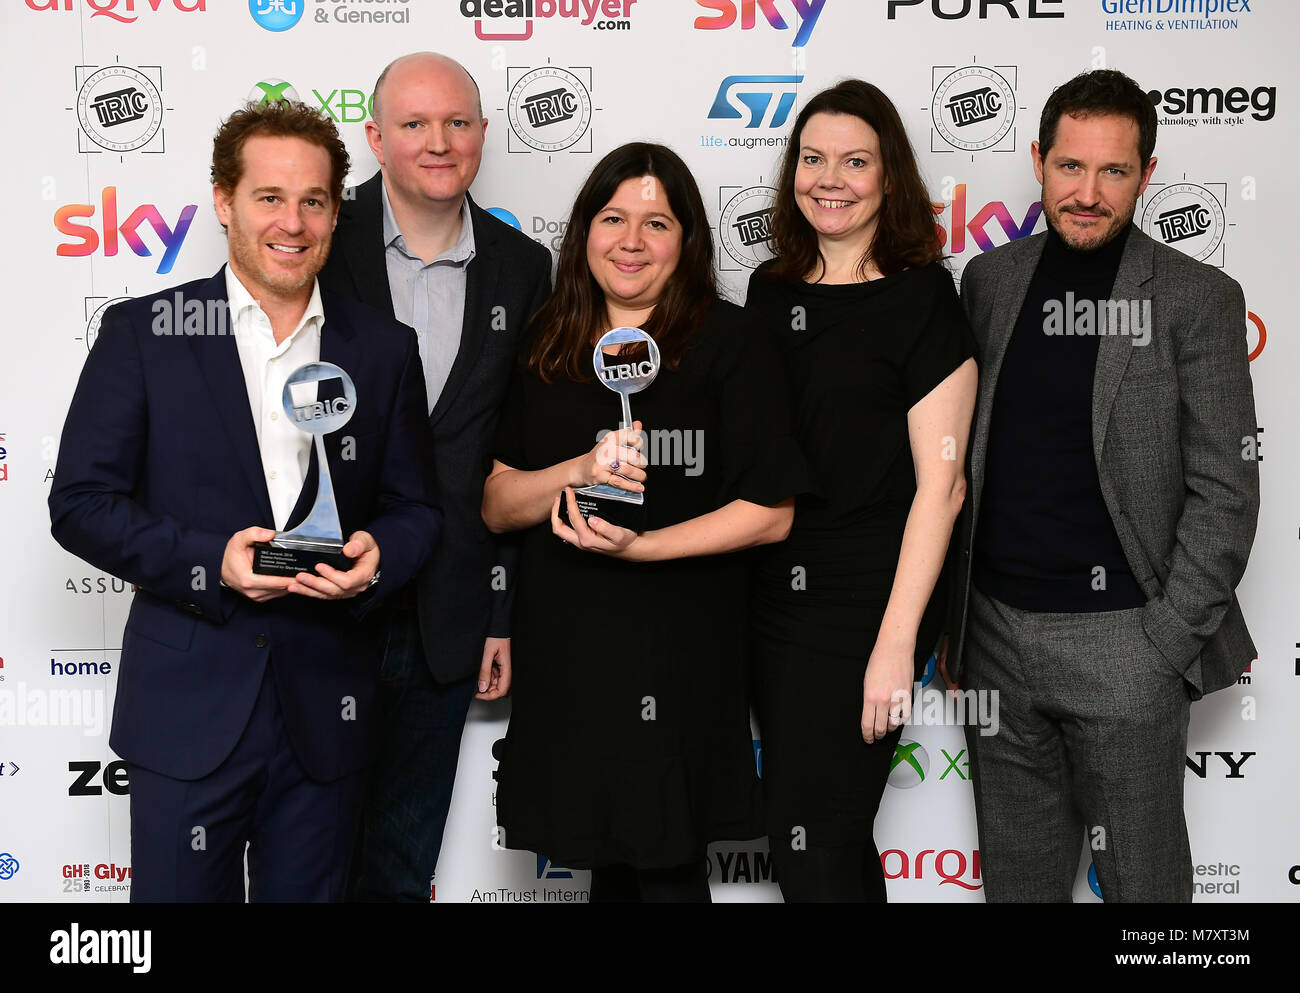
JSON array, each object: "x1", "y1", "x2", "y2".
[{"x1": 2, "y1": 0, "x2": 1295, "y2": 902}]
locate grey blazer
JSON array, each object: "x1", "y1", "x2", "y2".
[{"x1": 947, "y1": 224, "x2": 1259, "y2": 699}]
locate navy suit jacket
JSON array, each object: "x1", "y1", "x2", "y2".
[
  {"x1": 49, "y1": 268, "x2": 441, "y2": 781},
  {"x1": 319, "y1": 176, "x2": 552, "y2": 682}
]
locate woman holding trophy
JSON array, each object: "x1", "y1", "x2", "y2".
[
  {"x1": 482, "y1": 142, "x2": 808, "y2": 902},
  {"x1": 744, "y1": 80, "x2": 978, "y2": 902}
]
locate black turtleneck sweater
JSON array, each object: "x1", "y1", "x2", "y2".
[{"x1": 971, "y1": 224, "x2": 1146, "y2": 612}]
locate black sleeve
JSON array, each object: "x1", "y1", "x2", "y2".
[
  {"x1": 492, "y1": 363, "x2": 531, "y2": 471},
  {"x1": 902, "y1": 265, "x2": 977, "y2": 407},
  {"x1": 716, "y1": 312, "x2": 813, "y2": 507}
]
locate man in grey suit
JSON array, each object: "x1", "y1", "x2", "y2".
[
  {"x1": 317, "y1": 51, "x2": 551, "y2": 901},
  {"x1": 945, "y1": 69, "x2": 1258, "y2": 902}
]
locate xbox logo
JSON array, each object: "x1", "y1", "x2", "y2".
[
  {"x1": 249, "y1": 79, "x2": 300, "y2": 107},
  {"x1": 887, "y1": 740, "x2": 929, "y2": 789}
]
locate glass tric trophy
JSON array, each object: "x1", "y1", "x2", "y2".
[
  {"x1": 561, "y1": 326, "x2": 660, "y2": 533},
  {"x1": 252, "y1": 361, "x2": 357, "y2": 577}
]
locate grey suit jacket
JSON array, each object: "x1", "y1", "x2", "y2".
[{"x1": 947, "y1": 224, "x2": 1258, "y2": 699}]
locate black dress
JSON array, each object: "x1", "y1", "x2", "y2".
[
  {"x1": 743, "y1": 261, "x2": 975, "y2": 850},
  {"x1": 492, "y1": 298, "x2": 809, "y2": 869}
]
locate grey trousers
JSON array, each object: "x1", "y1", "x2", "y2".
[{"x1": 963, "y1": 587, "x2": 1193, "y2": 902}]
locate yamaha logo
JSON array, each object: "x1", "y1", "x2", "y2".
[
  {"x1": 931, "y1": 65, "x2": 1017, "y2": 153},
  {"x1": 506, "y1": 66, "x2": 593, "y2": 154},
  {"x1": 74, "y1": 65, "x2": 164, "y2": 154},
  {"x1": 718, "y1": 185, "x2": 777, "y2": 271},
  {"x1": 1140, "y1": 182, "x2": 1227, "y2": 265}
]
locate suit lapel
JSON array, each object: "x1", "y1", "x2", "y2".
[
  {"x1": 338, "y1": 173, "x2": 396, "y2": 318},
  {"x1": 318, "y1": 291, "x2": 364, "y2": 476},
  {"x1": 1092, "y1": 226, "x2": 1152, "y2": 462},
  {"x1": 969, "y1": 235, "x2": 1044, "y2": 503},
  {"x1": 187, "y1": 268, "x2": 275, "y2": 526},
  {"x1": 430, "y1": 197, "x2": 499, "y2": 426}
]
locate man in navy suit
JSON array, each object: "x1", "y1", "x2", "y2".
[
  {"x1": 318, "y1": 52, "x2": 551, "y2": 902},
  {"x1": 49, "y1": 100, "x2": 440, "y2": 902}
]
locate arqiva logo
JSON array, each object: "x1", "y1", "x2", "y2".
[
  {"x1": 26, "y1": 0, "x2": 206, "y2": 22},
  {"x1": 880, "y1": 848, "x2": 983, "y2": 890},
  {"x1": 55, "y1": 187, "x2": 197, "y2": 275}
]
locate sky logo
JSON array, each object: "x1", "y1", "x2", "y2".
[
  {"x1": 55, "y1": 188, "x2": 197, "y2": 275},
  {"x1": 694, "y1": 1, "x2": 828, "y2": 47},
  {"x1": 708, "y1": 75, "x2": 802, "y2": 128}
]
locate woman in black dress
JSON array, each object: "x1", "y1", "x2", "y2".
[
  {"x1": 482, "y1": 143, "x2": 808, "y2": 902},
  {"x1": 745, "y1": 80, "x2": 978, "y2": 902}
]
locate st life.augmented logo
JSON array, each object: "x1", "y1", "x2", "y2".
[
  {"x1": 81, "y1": 295, "x2": 132, "y2": 352},
  {"x1": 694, "y1": 0, "x2": 827, "y2": 47},
  {"x1": 708, "y1": 75, "x2": 802, "y2": 130},
  {"x1": 1140, "y1": 180, "x2": 1229, "y2": 266},
  {"x1": 72, "y1": 64, "x2": 166, "y2": 155},
  {"x1": 716, "y1": 185, "x2": 777, "y2": 272},
  {"x1": 887, "y1": 739, "x2": 929, "y2": 788},
  {"x1": 504, "y1": 65, "x2": 594, "y2": 156},
  {"x1": 248, "y1": 0, "x2": 304, "y2": 31},
  {"x1": 931, "y1": 64, "x2": 1021, "y2": 156}
]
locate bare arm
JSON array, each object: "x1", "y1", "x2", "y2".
[
  {"x1": 862, "y1": 357, "x2": 977, "y2": 741},
  {"x1": 551, "y1": 487, "x2": 793, "y2": 561}
]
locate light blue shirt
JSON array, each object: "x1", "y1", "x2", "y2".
[{"x1": 381, "y1": 182, "x2": 476, "y2": 413}]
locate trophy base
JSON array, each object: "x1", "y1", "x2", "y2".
[
  {"x1": 252, "y1": 540, "x2": 353, "y2": 577},
  {"x1": 559, "y1": 484, "x2": 646, "y2": 533}
]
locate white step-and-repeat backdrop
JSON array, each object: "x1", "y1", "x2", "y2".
[{"x1": 0, "y1": 0, "x2": 1294, "y2": 903}]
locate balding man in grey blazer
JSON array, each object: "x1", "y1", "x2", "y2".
[{"x1": 944, "y1": 70, "x2": 1258, "y2": 902}]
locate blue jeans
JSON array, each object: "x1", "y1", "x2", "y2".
[{"x1": 346, "y1": 604, "x2": 477, "y2": 902}]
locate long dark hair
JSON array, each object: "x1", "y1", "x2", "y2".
[
  {"x1": 525, "y1": 142, "x2": 716, "y2": 382},
  {"x1": 768, "y1": 79, "x2": 941, "y2": 282}
]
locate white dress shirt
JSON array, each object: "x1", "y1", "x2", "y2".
[{"x1": 225, "y1": 267, "x2": 325, "y2": 531}]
